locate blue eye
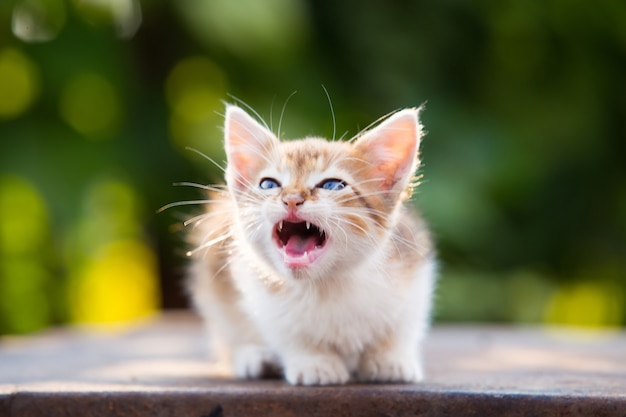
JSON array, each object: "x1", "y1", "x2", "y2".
[
  {"x1": 319, "y1": 179, "x2": 346, "y2": 191},
  {"x1": 259, "y1": 178, "x2": 281, "y2": 189}
]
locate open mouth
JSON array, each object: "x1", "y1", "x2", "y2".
[{"x1": 273, "y1": 220, "x2": 328, "y2": 268}]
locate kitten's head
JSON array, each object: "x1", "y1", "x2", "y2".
[{"x1": 224, "y1": 105, "x2": 423, "y2": 281}]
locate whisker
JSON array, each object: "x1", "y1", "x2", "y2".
[
  {"x1": 278, "y1": 91, "x2": 297, "y2": 139},
  {"x1": 324, "y1": 218, "x2": 349, "y2": 247},
  {"x1": 228, "y1": 118, "x2": 278, "y2": 166},
  {"x1": 269, "y1": 94, "x2": 276, "y2": 133},
  {"x1": 157, "y1": 199, "x2": 214, "y2": 213},
  {"x1": 348, "y1": 109, "x2": 402, "y2": 143},
  {"x1": 183, "y1": 210, "x2": 232, "y2": 227},
  {"x1": 337, "y1": 190, "x2": 395, "y2": 205},
  {"x1": 212, "y1": 256, "x2": 234, "y2": 278},
  {"x1": 186, "y1": 234, "x2": 231, "y2": 257},
  {"x1": 226, "y1": 94, "x2": 271, "y2": 130},
  {"x1": 339, "y1": 217, "x2": 371, "y2": 237},
  {"x1": 321, "y1": 84, "x2": 336, "y2": 141},
  {"x1": 185, "y1": 147, "x2": 226, "y2": 173},
  {"x1": 173, "y1": 182, "x2": 227, "y2": 194}
]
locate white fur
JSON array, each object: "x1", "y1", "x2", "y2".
[{"x1": 222, "y1": 200, "x2": 436, "y2": 385}]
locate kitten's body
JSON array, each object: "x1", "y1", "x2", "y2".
[{"x1": 187, "y1": 106, "x2": 436, "y2": 385}]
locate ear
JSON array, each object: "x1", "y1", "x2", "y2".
[
  {"x1": 224, "y1": 105, "x2": 279, "y2": 189},
  {"x1": 353, "y1": 108, "x2": 423, "y2": 195}
]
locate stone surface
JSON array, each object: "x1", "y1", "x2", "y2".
[{"x1": 1, "y1": 312, "x2": 625, "y2": 416}]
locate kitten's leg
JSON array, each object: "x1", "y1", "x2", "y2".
[
  {"x1": 282, "y1": 348, "x2": 350, "y2": 386},
  {"x1": 199, "y1": 299, "x2": 282, "y2": 379},
  {"x1": 359, "y1": 260, "x2": 435, "y2": 383},
  {"x1": 357, "y1": 337, "x2": 424, "y2": 383},
  {"x1": 189, "y1": 258, "x2": 281, "y2": 379},
  {"x1": 233, "y1": 345, "x2": 281, "y2": 379}
]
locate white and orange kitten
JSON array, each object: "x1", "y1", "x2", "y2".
[{"x1": 187, "y1": 105, "x2": 436, "y2": 385}]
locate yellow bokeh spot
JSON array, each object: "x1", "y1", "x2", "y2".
[
  {"x1": 0, "y1": 175, "x2": 48, "y2": 255},
  {"x1": 165, "y1": 56, "x2": 226, "y2": 120},
  {"x1": 544, "y1": 282, "x2": 624, "y2": 328},
  {"x1": 59, "y1": 72, "x2": 122, "y2": 138},
  {"x1": 0, "y1": 48, "x2": 40, "y2": 119},
  {"x1": 165, "y1": 57, "x2": 227, "y2": 153},
  {"x1": 71, "y1": 239, "x2": 159, "y2": 324},
  {"x1": 0, "y1": 260, "x2": 51, "y2": 334},
  {"x1": 0, "y1": 175, "x2": 53, "y2": 334},
  {"x1": 67, "y1": 179, "x2": 160, "y2": 326}
]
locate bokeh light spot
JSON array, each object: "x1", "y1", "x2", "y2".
[
  {"x1": 0, "y1": 261, "x2": 51, "y2": 334},
  {"x1": 165, "y1": 57, "x2": 227, "y2": 156},
  {"x1": 544, "y1": 282, "x2": 624, "y2": 328},
  {"x1": 68, "y1": 179, "x2": 160, "y2": 326},
  {"x1": 0, "y1": 175, "x2": 53, "y2": 334},
  {"x1": 72, "y1": 0, "x2": 142, "y2": 39},
  {"x1": 59, "y1": 73, "x2": 122, "y2": 138},
  {"x1": 71, "y1": 239, "x2": 159, "y2": 324},
  {"x1": 12, "y1": 0, "x2": 67, "y2": 42},
  {"x1": 0, "y1": 48, "x2": 40, "y2": 120},
  {"x1": 173, "y1": 0, "x2": 309, "y2": 62},
  {"x1": 0, "y1": 175, "x2": 48, "y2": 255},
  {"x1": 165, "y1": 57, "x2": 227, "y2": 120}
]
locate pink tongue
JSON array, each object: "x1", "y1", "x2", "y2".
[{"x1": 284, "y1": 235, "x2": 317, "y2": 256}]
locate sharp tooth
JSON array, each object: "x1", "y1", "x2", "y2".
[
  {"x1": 278, "y1": 221, "x2": 283, "y2": 231},
  {"x1": 306, "y1": 221, "x2": 310, "y2": 230}
]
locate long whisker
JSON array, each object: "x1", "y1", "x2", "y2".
[
  {"x1": 226, "y1": 94, "x2": 271, "y2": 130},
  {"x1": 211, "y1": 256, "x2": 234, "y2": 278},
  {"x1": 157, "y1": 199, "x2": 215, "y2": 213},
  {"x1": 269, "y1": 94, "x2": 276, "y2": 133},
  {"x1": 278, "y1": 91, "x2": 297, "y2": 139},
  {"x1": 321, "y1": 84, "x2": 336, "y2": 141},
  {"x1": 183, "y1": 210, "x2": 228, "y2": 227},
  {"x1": 173, "y1": 182, "x2": 227, "y2": 194},
  {"x1": 324, "y1": 217, "x2": 349, "y2": 247},
  {"x1": 184, "y1": 147, "x2": 226, "y2": 173},
  {"x1": 333, "y1": 205, "x2": 389, "y2": 222},
  {"x1": 186, "y1": 234, "x2": 231, "y2": 257},
  {"x1": 229, "y1": 118, "x2": 278, "y2": 166},
  {"x1": 348, "y1": 109, "x2": 401, "y2": 143},
  {"x1": 347, "y1": 177, "x2": 389, "y2": 188}
]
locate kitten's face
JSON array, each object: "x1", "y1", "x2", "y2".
[{"x1": 224, "y1": 106, "x2": 422, "y2": 280}]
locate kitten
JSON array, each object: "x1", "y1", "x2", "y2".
[{"x1": 187, "y1": 104, "x2": 436, "y2": 385}]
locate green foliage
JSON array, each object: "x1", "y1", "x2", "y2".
[{"x1": 1, "y1": 0, "x2": 624, "y2": 333}]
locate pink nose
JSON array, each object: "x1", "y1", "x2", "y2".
[{"x1": 282, "y1": 194, "x2": 304, "y2": 209}]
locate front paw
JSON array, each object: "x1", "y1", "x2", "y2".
[
  {"x1": 233, "y1": 345, "x2": 281, "y2": 379},
  {"x1": 284, "y1": 355, "x2": 350, "y2": 386},
  {"x1": 358, "y1": 353, "x2": 423, "y2": 383}
]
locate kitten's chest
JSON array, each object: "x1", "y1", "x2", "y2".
[
  {"x1": 255, "y1": 271, "x2": 406, "y2": 352},
  {"x1": 304, "y1": 286, "x2": 402, "y2": 348}
]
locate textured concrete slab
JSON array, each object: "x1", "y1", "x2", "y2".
[{"x1": 1, "y1": 313, "x2": 625, "y2": 416}]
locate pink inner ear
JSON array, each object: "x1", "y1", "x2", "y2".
[
  {"x1": 224, "y1": 106, "x2": 278, "y2": 188},
  {"x1": 356, "y1": 109, "x2": 421, "y2": 191}
]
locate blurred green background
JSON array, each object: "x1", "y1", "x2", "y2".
[{"x1": 1, "y1": 0, "x2": 625, "y2": 335}]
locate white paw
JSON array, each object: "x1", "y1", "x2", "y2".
[
  {"x1": 358, "y1": 353, "x2": 423, "y2": 383},
  {"x1": 284, "y1": 355, "x2": 350, "y2": 386},
  {"x1": 233, "y1": 345, "x2": 280, "y2": 379}
]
